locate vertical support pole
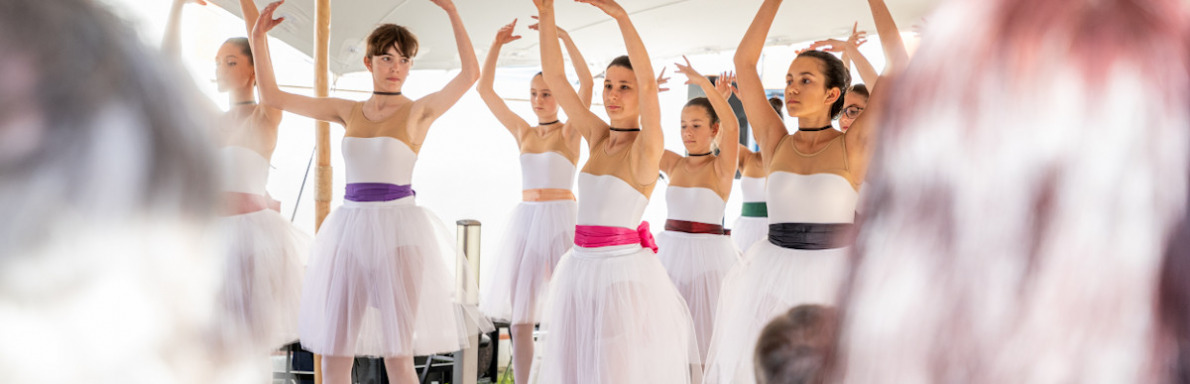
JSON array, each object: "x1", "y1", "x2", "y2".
[
  {"x1": 312, "y1": 0, "x2": 331, "y2": 383},
  {"x1": 454, "y1": 220, "x2": 482, "y2": 384}
]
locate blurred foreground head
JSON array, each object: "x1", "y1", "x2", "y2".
[
  {"x1": 0, "y1": 0, "x2": 251, "y2": 382},
  {"x1": 836, "y1": 0, "x2": 1190, "y2": 382}
]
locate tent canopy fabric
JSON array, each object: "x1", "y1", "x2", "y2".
[{"x1": 212, "y1": 0, "x2": 940, "y2": 76}]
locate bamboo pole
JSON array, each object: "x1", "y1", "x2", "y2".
[{"x1": 313, "y1": 0, "x2": 331, "y2": 382}]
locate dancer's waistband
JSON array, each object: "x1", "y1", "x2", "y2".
[
  {"x1": 768, "y1": 222, "x2": 853, "y2": 250},
  {"x1": 346, "y1": 183, "x2": 415, "y2": 202},
  {"x1": 574, "y1": 222, "x2": 658, "y2": 253},
  {"x1": 741, "y1": 202, "x2": 768, "y2": 218},
  {"x1": 522, "y1": 188, "x2": 575, "y2": 202},
  {"x1": 223, "y1": 192, "x2": 281, "y2": 216},
  {"x1": 665, "y1": 219, "x2": 729, "y2": 236}
]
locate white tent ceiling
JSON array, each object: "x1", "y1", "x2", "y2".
[{"x1": 211, "y1": 0, "x2": 941, "y2": 76}]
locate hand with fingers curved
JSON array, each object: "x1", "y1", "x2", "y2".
[
  {"x1": 494, "y1": 19, "x2": 523, "y2": 45},
  {"x1": 528, "y1": 16, "x2": 571, "y2": 39},
  {"x1": 673, "y1": 55, "x2": 708, "y2": 86},
  {"x1": 253, "y1": 0, "x2": 286, "y2": 39},
  {"x1": 575, "y1": 0, "x2": 627, "y2": 19},
  {"x1": 533, "y1": 0, "x2": 553, "y2": 12},
  {"x1": 715, "y1": 71, "x2": 738, "y2": 101},
  {"x1": 657, "y1": 67, "x2": 671, "y2": 93},
  {"x1": 846, "y1": 21, "x2": 868, "y2": 48}
]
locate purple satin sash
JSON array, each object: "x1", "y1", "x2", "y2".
[{"x1": 345, "y1": 183, "x2": 416, "y2": 202}]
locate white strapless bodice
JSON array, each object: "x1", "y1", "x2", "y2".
[
  {"x1": 342, "y1": 137, "x2": 417, "y2": 185},
  {"x1": 665, "y1": 186, "x2": 726, "y2": 225},
  {"x1": 577, "y1": 173, "x2": 649, "y2": 228},
  {"x1": 221, "y1": 146, "x2": 270, "y2": 195},
  {"x1": 740, "y1": 176, "x2": 767, "y2": 203},
  {"x1": 766, "y1": 172, "x2": 858, "y2": 224},
  {"x1": 520, "y1": 152, "x2": 576, "y2": 190}
]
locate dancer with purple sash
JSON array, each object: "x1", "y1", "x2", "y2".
[{"x1": 250, "y1": 1, "x2": 492, "y2": 383}]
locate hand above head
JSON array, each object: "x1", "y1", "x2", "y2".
[
  {"x1": 494, "y1": 19, "x2": 523, "y2": 45},
  {"x1": 253, "y1": 0, "x2": 285, "y2": 38},
  {"x1": 533, "y1": 0, "x2": 553, "y2": 12},
  {"x1": 673, "y1": 56, "x2": 706, "y2": 86},
  {"x1": 528, "y1": 16, "x2": 570, "y2": 38},
  {"x1": 657, "y1": 66, "x2": 671, "y2": 93},
  {"x1": 715, "y1": 71, "x2": 738, "y2": 100},
  {"x1": 428, "y1": 0, "x2": 457, "y2": 12},
  {"x1": 575, "y1": 0, "x2": 627, "y2": 19}
]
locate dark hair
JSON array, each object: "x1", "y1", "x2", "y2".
[
  {"x1": 795, "y1": 50, "x2": 850, "y2": 119},
  {"x1": 223, "y1": 37, "x2": 253, "y2": 64},
  {"x1": 683, "y1": 97, "x2": 719, "y2": 125},
  {"x1": 769, "y1": 96, "x2": 784, "y2": 116},
  {"x1": 607, "y1": 55, "x2": 633, "y2": 71},
  {"x1": 754, "y1": 305, "x2": 838, "y2": 384},
  {"x1": 848, "y1": 84, "x2": 869, "y2": 100},
  {"x1": 367, "y1": 24, "x2": 419, "y2": 58}
]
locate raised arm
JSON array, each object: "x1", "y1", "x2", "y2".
[
  {"x1": 580, "y1": 0, "x2": 664, "y2": 183},
  {"x1": 535, "y1": 0, "x2": 606, "y2": 144},
  {"x1": 251, "y1": 0, "x2": 354, "y2": 125},
  {"x1": 477, "y1": 20, "x2": 531, "y2": 138},
  {"x1": 238, "y1": 0, "x2": 282, "y2": 125},
  {"x1": 529, "y1": 17, "x2": 596, "y2": 109},
  {"x1": 847, "y1": 0, "x2": 908, "y2": 149},
  {"x1": 557, "y1": 27, "x2": 595, "y2": 108},
  {"x1": 412, "y1": 0, "x2": 480, "y2": 123},
  {"x1": 163, "y1": 0, "x2": 206, "y2": 59},
  {"x1": 708, "y1": 70, "x2": 740, "y2": 181},
  {"x1": 733, "y1": 0, "x2": 786, "y2": 158}
]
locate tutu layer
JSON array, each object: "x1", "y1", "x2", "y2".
[
  {"x1": 656, "y1": 231, "x2": 740, "y2": 364},
  {"x1": 730, "y1": 216, "x2": 769, "y2": 255},
  {"x1": 703, "y1": 240, "x2": 849, "y2": 384},
  {"x1": 531, "y1": 244, "x2": 702, "y2": 384},
  {"x1": 298, "y1": 197, "x2": 492, "y2": 357},
  {"x1": 480, "y1": 200, "x2": 576, "y2": 325},
  {"x1": 218, "y1": 209, "x2": 309, "y2": 351}
]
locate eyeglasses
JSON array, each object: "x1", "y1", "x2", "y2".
[{"x1": 841, "y1": 105, "x2": 864, "y2": 120}]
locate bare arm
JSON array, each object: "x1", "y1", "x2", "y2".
[
  {"x1": 412, "y1": 0, "x2": 480, "y2": 125},
  {"x1": 477, "y1": 20, "x2": 530, "y2": 139},
  {"x1": 536, "y1": 0, "x2": 606, "y2": 145},
  {"x1": 251, "y1": 0, "x2": 354, "y2": 125},
  {"x1": 558, "y1": 27, "x2": 594, "y2": 108},
  {"x1": 163, "y1": 0, "x2": 206, "y2": 59},
  {"x1": 580, "y1": 0, "x2": 664, "y2": 184},
  {"x1": 733, "y1": 0, "x2": 786, "y2": 158},
  {"x1": 238, "y1": 0, "x2": 283, "y2": 125},
  {"x1": 707, "y1": 70, "x2": 740, "y2": 181},
  {"x1": 659, "y1": 150, "x2": 683, "y2": 177},
  {"x1": 848, "y1": 0, "x2": 908, "y2": 148}
]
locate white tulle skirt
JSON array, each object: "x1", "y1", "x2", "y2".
[
  {"x1": 480, "y1": 200, "x2": 576, "y2": 325},
  {"x1": 730, "y1": 216, "x2": 768, "y2": 255},
  {"x1": 298, "y1": 197, "x2": 492, "y2": 357},
  {"x1": 702, "y1": 239, "x2": 849, "y2": 384},
  {"x1": 217, "y1": 209, "x2": 309, "y2": 352},
  {"x1": 655, "y1": 230, "x2": 740, "y2": 364},
  {"x1": 531, "y1": 243, "x2": 702, "y2": 384}
]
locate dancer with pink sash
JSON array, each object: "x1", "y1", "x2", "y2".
[
  {"x1": 530, "y1": 0, "x2": 700, "y2": 383},
  {"x1": 476, "y1": 18, "x2": 592, "y2": 384},
  {"x1": 251, "y1": 1, "x2": 492, "y2": 383},
  {"x1": 165, "y1": 0, "x2": 308, "y2": 354}
]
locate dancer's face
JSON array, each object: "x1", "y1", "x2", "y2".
[
  {"x1": 785, "y1": 56, "x2": 840, "y2": 119},
  {"x1": 680, "y1": 105, "x2": 718, "y2": 154},
  {"x1": 603, "y1": 65, "x2": 639, "y2": 121},
  {"x1": 365, "y1": 45, "x2": 412, "y2": 93},
  {"x1": 839, "y1": 92, "x2": 868, "y2": 132},
  {"x1": 214, "y1": 42, "x2": 254, "y2": 92},
  {"x1": 530, "y1": 74, "x2": 558, "y2": 119}
]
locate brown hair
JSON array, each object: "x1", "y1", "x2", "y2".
[
  {"x1": 754, "y1": 305, "x2": 838, "y2": 384},
  {"x1": 366, "y1": 24, "x2": 419, "y2": 58},
  {"x1": 223, "y1": 37, "x2": 252, "y2": 64}
]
